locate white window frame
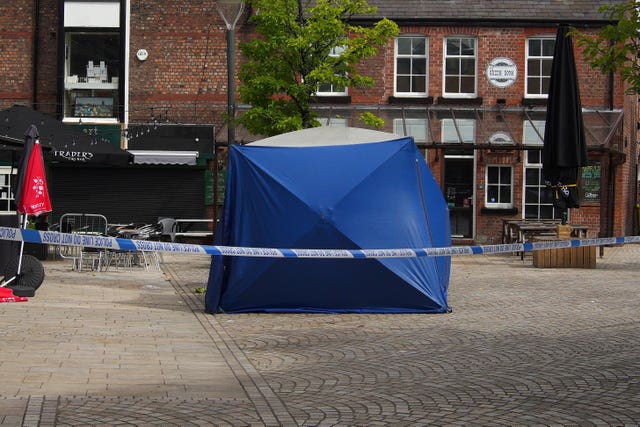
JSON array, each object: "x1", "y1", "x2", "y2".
[
  {"x1": 485, "y1": 165, "x2": 514, "y2": 208},
  {"x1": 63, "y1": 30, "x2": 120, "y2": 122},
  {"x1": 394, "y1": 36, "x2": 429, "y2": 97},
  {"x1": 443, "y1": 36, "x2": 477, "y2": 98},
  {"x1": 65, "y1": 1, "x2": 120, "y2": 28},
  {"x1": 523, "y1": 119, "x2": 544, "y2": 165},
  {"x1": 525, "y1": 36, "x2": 555, "y2": 99},
  {"x1": 522, "y1": 119, "x2": 559, "y2": 219},
  {"x1": 394, "y1": 118, "x2": 428, "y2": 142},
  {"x1": 0, "y1": 166, "x2": 17, "y2": 214},
  {"x1": 441, "y1": 118, "x2": 476, "y2": 144},
  {"x1": 316, "y1": 46, "x2": 348, "y2": 96}
]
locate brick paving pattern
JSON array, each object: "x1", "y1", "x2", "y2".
[{"x1": 0, "y1": 244, "x2": 639, "y2": 425}]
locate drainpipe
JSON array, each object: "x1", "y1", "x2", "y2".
[
  {"x1": 608, "y1": 39, "x2": 614, "y2": 110},
  {"x1": 607, "y1": 154, "x2": 615, "y2": 238},
  {"x1": 32, "y1": 0, "x2": 40, "y2": 110},
  {"x1": 56, "y1": 0, "x2": 65, "y2": 119},
  {"x1": 602, "y1": 38, "x2": 614, "y2": 254}
]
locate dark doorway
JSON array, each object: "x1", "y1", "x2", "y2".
[{"x1": 444, "y1": 157, "x2": 474, "y2": 238}]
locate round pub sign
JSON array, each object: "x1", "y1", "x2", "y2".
[{"x1": 486, "y1": 57, "x2": 517, "y2": 88}]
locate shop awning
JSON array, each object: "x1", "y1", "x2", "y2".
[
  {"x1": 0, "y1": 134, "x2": 26, "y2": 151},
  {"x1": 0, "y1": 105, "x2": 132, "y2": 166},
  {"x1": 128, "y1": 150, "x2": 199, "y2": 165}
]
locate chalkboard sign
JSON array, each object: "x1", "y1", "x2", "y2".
[
  {"x1": 205, "y1": 168, "x2": 227, "y2": 205},
  {"x1": 581, "y1": 163, "x2": 600, "y2": 203},
  {"x1": 205, "y1": 169, "x2": 214, "y2": 205},
  {"x1": 217, "y1": 168, "x2": 227, "y2": 205}
]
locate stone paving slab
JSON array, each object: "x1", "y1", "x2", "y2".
[{"x1": 1, "y1": 244, "x2": 639, "y2": 425}]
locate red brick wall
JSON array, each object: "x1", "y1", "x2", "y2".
[
  {"x1": 0, "y1": 0, "x2": 62, "y2": 115},
  {"x1": 1, "y1": 8, "x2": 623, "y2": 127},
  {"x1": 128, "y1": 0, "x2": 229, "y2": 127},
  {"x1": 35, "y1": 0, "x2": 60, "y2": 116},
  {"x1": 352, "y1": 26, "x2": 618, "y2": 109},
  {"x1": 0, "y1": 2, "x2": 35, "y2": 109}
]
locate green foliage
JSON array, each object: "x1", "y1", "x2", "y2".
[
  {"x1": 571, "y1": 0, "x2": 640, "y2": 94},
  {"x1": 238, "y1": 0, "x2": 399, "y2": 136},
  {"x1": 358, "y1": 111, "x2": 384, "y2": 130}
]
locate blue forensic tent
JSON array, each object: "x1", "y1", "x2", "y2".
[{"x1": 206, "y1": 127, "x2": 451, "y2": 313}]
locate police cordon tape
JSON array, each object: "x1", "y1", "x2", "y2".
[{"x1": 2, "y1": 226, "x2": 640, "y2": 259}]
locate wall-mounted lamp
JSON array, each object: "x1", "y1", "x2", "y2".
[{"x1": 136, "y1": 49, "x2": 149, "y2": 61}]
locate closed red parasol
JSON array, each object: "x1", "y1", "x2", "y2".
[
  {"x1": 16, "y1": 126, "x2": 52, "y2": 216},
  {"x1": 0, "y1": 124, "x2": 49, "y2": 298}
]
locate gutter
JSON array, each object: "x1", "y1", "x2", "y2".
[
  {"x1": 350, "y1": 17, "x2": 619, "y2": 29},
  {"x1": 32, "y1": 0, "x2": 40, "y2": 110}
]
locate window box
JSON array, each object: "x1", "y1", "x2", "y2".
[
  {"x1": 481, "y1": 207, "x2": 518, "y2": 215},
  {"x1": 437, "y1": 96, "x2": 483, "y2": 106},
  {"x1": 388, "y1": 96, "x2": 433, "y2": 105}
]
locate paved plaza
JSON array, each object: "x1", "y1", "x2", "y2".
[{"x1": 0, "y1": 244, "x2": 639, "y2": 426}]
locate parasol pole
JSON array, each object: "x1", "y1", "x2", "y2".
[
  {"x1": 0, "y1": 214, "x2": 27, "y2": 288},
  {"x1": 16, "y1": 214, "x2": 28, "y2": 276}
]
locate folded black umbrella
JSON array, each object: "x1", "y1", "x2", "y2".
[{"x1": 542, "y1": 25, "x2": 588, "y2": 215}]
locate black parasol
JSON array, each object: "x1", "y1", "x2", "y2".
[{"x1": 542, "y1": 25, "x2": 588, "y2": 223}]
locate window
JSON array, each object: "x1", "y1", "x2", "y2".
[
  {"x1": 486, "y1": 166, "x2": 513, "y2": 208},
  {"x1": 394, "y1": 118, "x2": 429, "y2": 160},
  {"x1": 317, "y1": 46, "x2": 348, "y2": 96},
  {"x1": 523, "y1": 120, "x2": 559, "y2": 219},
  {"x1": 394, "y1": 118, "x2": 428, "y2": 142},
  {"x1": 444, "y1": 37, "x2": 477, "y2": 97},
  {"x1": 441, "y1": 118, "x2": 475, "y2": 144},
  {"x1": 395, "y1": 36, "x2": 428, "y2": 96},
  {"x1": 64, "y1": 31, "x2": 120, "y2": 120},
  {"x1": 526, "y1": 37, "x2": 555, "y2": 98},
  {"x1": 62, "y1": 0, "x2": 121, "y2": 122},
  {"x1": 318, "y1": 117, "x2": 348, "y2": 127},
  {"x1": 0, "y1": 167, "x2": 16, "y2": 214}
]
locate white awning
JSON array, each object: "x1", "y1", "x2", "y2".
[{"x1": 128, "y1": 150, "x2": 199, "y2": 165}]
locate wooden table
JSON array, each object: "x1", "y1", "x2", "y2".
[
  {"x1": 502, "y1": 219, "x2": 589, "y2": 260},
  {"x1": 502, "y1": 220, "x2": 588, "y2": 245},
  {"x1": 532, "y1": 236, "x2": 596, "y2": 269}
]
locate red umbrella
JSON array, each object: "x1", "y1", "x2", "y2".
[
  {"x1": 0, "y1": 125, "x2": 49, "y2": 296},
  {"x1": 0, "y1": 286, "x2": 28, "y2": 303},
  {"x1": 16, "y1": 125, "x2": 52, "y2": 216}
]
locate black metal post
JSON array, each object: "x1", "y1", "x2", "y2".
[{"x1": 227, "y1": 28, "x2": 235, "y2": 145}]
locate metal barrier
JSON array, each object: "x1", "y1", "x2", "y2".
[{"x1": 58, "y1": 213, "x2": 108, "y2": 271}]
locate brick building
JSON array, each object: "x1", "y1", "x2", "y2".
[{"x1": 0, "y1": 0, "x2": 637, "y2": 243}]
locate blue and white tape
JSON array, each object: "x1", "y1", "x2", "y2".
[{"x1": 1, "y1": 226, "x2": 640, "y2": 259}]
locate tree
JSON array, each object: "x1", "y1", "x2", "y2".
[
  {"x1": 571, "y1": 0, "x2": 640, "y2": 94},
  {"x1": 237, "y1": 0, "x2": 399, "y2": 137}
]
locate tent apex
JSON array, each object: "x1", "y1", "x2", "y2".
[{"x1": 249, "y1": 126, "x2": 405, "y2": 147}]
